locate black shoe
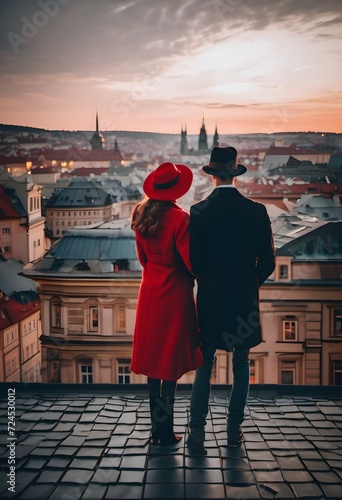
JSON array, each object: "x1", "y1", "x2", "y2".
[
  {"x1": 227, "y1": 429, "x2": 244, "y2": 448},
  {"x1": 149, "y1": 396, "x2": 182, "y2": 446},
  {"x1": 159, "y1": 433, "x2": 182, "y2": 446},
  {"x1": 186, "y1": 434, "x2": 207, "y2": 455}
]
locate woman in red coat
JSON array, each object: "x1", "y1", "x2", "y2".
[{"x1": 131, "y1": 161, "x2": 203, "y2": 445}]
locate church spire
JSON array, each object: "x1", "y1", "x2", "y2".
[
  {"x1": 212, "y1": 124, "x2": 219, "y2": 148},
  {"x1": 180, "y1": 121, "x2": 189, "y2": 155},
  {"x1": 90, "y1": 108, "x2": 105, "y2": 150},
  {"x1": 198, "y1": 114, "x2": 208, "y2": 151}
]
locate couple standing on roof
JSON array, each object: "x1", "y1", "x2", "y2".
[{"x1": 130, "y1": 146, "x2": 275, "y2": 455}]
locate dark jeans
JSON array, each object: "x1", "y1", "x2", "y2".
[{"x1": 189, "y1": 346, "x2": 250, "y2": 439}]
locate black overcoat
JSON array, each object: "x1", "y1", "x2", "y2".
[{"x1": 190, "y1": 187, "x2": 275, "y2": 351}]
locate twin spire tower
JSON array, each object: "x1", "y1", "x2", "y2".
[{"x1": 180, "y1": 115, "x2": 219, "y2": 155}]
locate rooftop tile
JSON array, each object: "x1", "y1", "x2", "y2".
[{"x1": 1, "y1": 383, "x2": 341, "y2": 499}]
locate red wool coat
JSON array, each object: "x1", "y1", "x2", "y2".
[{"x1": 131, "y1": 203, "x2": 203, "y2": 380}]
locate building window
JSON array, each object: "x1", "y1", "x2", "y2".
[
  {"x1": 117, "y1": 306, "x2": 126, "y2": 332},
  {"x1": 4, "y1": 245, "x2": 11, "y2": 253},
  {"x1": 249, "y1": 359, "x2": 256, "y2": 384},
  {"x1": 332, "y1": 360, "x2": 342, "y2": 385},
  {"x1": 80, "y1": 363, "x2": 93, "y2": 383},
  {"x1": 280, "y1": 360, "x2": 296, "y2": 384},
  {"x1": 52, "y1": 302, "x2": 62, "y2": 328},
  {"x1": 6, "y1": 357, "x2": 16, "y2": 375},
  {"x1": 282, "y1": 319, "x2": 297, "y2": 341},
  {"x1": 89, "y1": 306, "x2": 98, "y2": 331},
  {"x1": 38, "y1": 239, "x2": 41, "y2": 246},
  {"x1": 2, "y1": 227, "x2": 10, "y2": 234},
  {"x1": 117, "y1": 361, "x2": 131, "y2": 384},
  {"x1": 279, "y1": 265, "x2": 288, "y2": 279},
  {"x1": 334, "y1": 310, "x2": 342, "y2": 336},
  {"x1": 30, "y1": 198, "x2": 33, "y2": 211},
  {"x1": 113, "y1": 259, "x2": 129, "y2": 272}
]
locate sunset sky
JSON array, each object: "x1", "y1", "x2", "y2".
[{"x1": 1, "y1": 0, "x2": 341, "y2": 134}]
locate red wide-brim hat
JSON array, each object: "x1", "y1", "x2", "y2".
[{"x1": 143, "y1": 162, "x2": 193, "y2": 201}]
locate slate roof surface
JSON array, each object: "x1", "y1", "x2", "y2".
[
  {"x1": 23, "y1": 226, "x2": 141, "y2": 276},
  {"x1": 0, "y1": 384, "x2": 342, "y2": 500},
  {"x1": 46, "y1": 180, "x2": 114, "y2": 208},
  {"x1": 276, "y1": 221, "x2": 342, "y2": 260},
  {"x1": 0, "y1": 259, "x2": 38, "y2": 295}
]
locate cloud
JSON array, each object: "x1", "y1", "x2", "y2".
[
  {"x1": 1, "y1": 0, "x2": 341, "y2": 132},
  {"x1": 1, "y1": 0, "x2": 341, "y2": 77}
]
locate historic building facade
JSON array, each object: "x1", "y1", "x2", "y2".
[
  {"x1": 24, "y1": 219, "x2": 342, "y2": 386},
  {"x1": 0, "y1": 176, "x2": 47, "y2": 264},
  {"x1": 0, "y1": 293, "x2": 41, "y2": 383},
  {"x1": 45, "y1": 180, "x2": 116, "y2": 239},
  {"x1": 219, "y1": 221, "x2": 342, "y2": 386}
]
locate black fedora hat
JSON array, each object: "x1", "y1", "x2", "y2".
[{"x1": 203, "y1": 146, "x2": 247, "y2": 177}]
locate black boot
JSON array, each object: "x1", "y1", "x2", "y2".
[
  {"x1": 158, "y1": 397, "x2": 182, "y2": 445},
  {"x1": 149, "y1": 396, "x2": 163, "y2": 445}
]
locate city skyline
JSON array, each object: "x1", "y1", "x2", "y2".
[{"x1": 1, "y1": 0, "x2": 341, "y2": 134}]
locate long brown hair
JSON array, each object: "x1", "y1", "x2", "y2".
[{"x1": 131, "y1": 198, "x2": 173, "y2": 238}]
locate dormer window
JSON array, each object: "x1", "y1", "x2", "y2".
[
  {"x1": 279, "y1": 265, "x2": 288, "y2": 279},
  {"x1": 275, "y1": 256, "x2": 292, "y2": 281}
]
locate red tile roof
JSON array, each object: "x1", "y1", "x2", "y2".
[
  {"x1": 71, "y1": 167, "x2": 110, "y2": 176},
  {"x1": 0, "y1": 155, "x2": 27, "y2": 165},
  {"x1": 0, "y1": 185, "x2": 22, "y2": 219},
  {"x1": 0, "y1": 296, "x2": 40, "y2": 329},
  {"x1": 30, "y1": 166, "x2": 61, "y2": 174},
  {"x1": 266, "y1": 143, "x2": 330, "y2": 156},
  {"x1": 35, "y1": 147, "x2": 123, "y2": 162}
]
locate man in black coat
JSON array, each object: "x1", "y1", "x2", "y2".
[{"x1": 187, "y1": 146, "x2": 275, "y2": 455}]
